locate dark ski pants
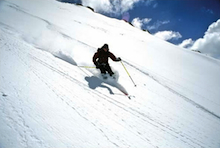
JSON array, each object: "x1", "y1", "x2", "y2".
[{"x1": 98, "y1": 63, "x2": 114, "y2": 76}]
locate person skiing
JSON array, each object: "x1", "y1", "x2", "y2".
[{"x1": 93, "y1": 44, "x2": 121, "y2": 78}]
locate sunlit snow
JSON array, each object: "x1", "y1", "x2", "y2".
[{"x1": 0, "y1": 0, "x2": 220, "y2": 148}]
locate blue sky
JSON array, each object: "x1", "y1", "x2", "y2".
[
  {"x1": 58, "y1": 0, "x2": 220, "y2": 59},
  {"x1": 126, "y1": 0, "x2": 220, "y2": 45}
]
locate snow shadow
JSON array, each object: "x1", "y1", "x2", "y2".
[
  {"x1": 85, "y1": 74, "x2": 128, "y2": 95},
  {"x1": 85, "y1": 76, "x2": 114, "y2": 94}
]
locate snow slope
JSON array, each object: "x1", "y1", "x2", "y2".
[{"x1": 0, "y1": 0, "x2": 220, "y2": 147}]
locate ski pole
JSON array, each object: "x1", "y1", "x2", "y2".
[
  {"x1": 120, "y1": 61, "x2": 137, "y2": 87},
  {"x1": 78, "y1": 66, "x2": 96, "y2": 68}
]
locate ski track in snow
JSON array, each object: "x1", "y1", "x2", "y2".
[
  {"x1": 1, "y1": 23, "x2": 220, "y2": 147},
  {"x1": 28, "y1": 22, "x2": 220, "y2": 120},
  {"x1": 8, "y1": 4, "x2": 216, "y2": 121},
  {"x1": 1, "y1": 94, "x2": 47, "y2": 148},
  {"x1": 0, "y1": 34, "x2": 49, "y2": 148},
  {"x1": 0, "y1": 30, "x2": 142, "y2": 147},
  {"x1": 1, "y1": 0, "x2": 220, "y2": 147},
  {"x1": 122, "y1": 61, "x2": 220, "y2": 120},
  {"x1": 0, "y1": 31, "x2": 113, "y2": 147},
  {"x1": 18, "y1": 55, "x2": 199, "y2": 148},
  {"x1": 0, "y1": 31, "x2": 216, "y2": 148},
  {"x1": 34, "y1": 18, "x2": 220, "y2": 121},
  {"x1": 15, "y1": 11, "x2": 218, "y2": 121}
]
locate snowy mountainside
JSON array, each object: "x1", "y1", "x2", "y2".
[{"x1": 0, "y1": 0, "x2": 220, "y2": 148}]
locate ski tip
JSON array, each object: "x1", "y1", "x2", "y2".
[
  {"x1": 124, "y1": 93, "x2": 131, "y2": 99},
  {"x1": 128, "y1": 95, "x2": 135, "y2": 99},
  {"x1": 124, "y1": 93, "x2": 129, "y2": 96}
]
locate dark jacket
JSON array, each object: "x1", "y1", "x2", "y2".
[{"x1": 93, "y1": 48, "x2": 120, "y2": 65}]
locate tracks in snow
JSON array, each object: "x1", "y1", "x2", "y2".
[
  {"x1": 25, "y1": 50, "x2": 208, "y2": 148},
  {"x1": 122, "y1": 61, "x2": 220, "y2": 120},
  {"x1": 1, "y1": 25, "x2": 218, "y2": 147}
]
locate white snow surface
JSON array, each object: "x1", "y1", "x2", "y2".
[{"x1": 0, "y1": 0, "x2": 220, "y2": 148}]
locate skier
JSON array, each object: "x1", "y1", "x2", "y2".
[{"x1": 93, "y1": 44, "x2": 121, "y2": 78}]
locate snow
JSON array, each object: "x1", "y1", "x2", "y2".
[{"x1": 0, "y1": 0, "x2": 220, "y2": 147}]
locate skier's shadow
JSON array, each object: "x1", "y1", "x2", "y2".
[{"x1": 85, "y1": 76, "x2": 114, "y2": 94}]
